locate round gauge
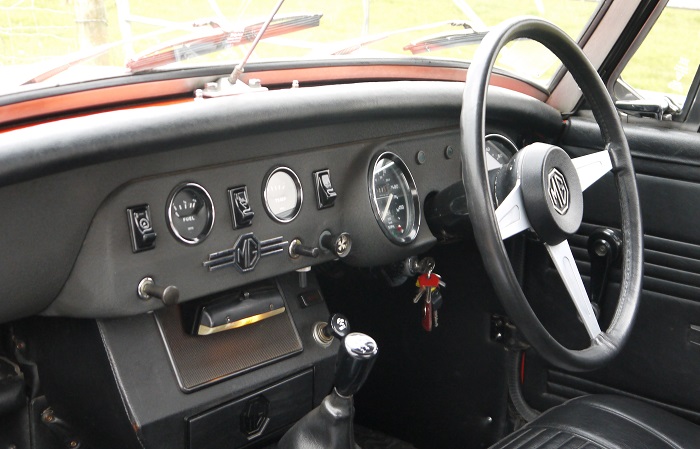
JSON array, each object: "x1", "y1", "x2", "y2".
[
  {"x1": 485, "y1": 134, "x2": 519, "y2": 171},
  {"x1": 263, "y1": 167, "x2": 302, "y2": 223},
  {"x1": 369, "y1": 152, "x2": 420, "y2": 245},
  {"x1": 166, "y1": 183, "x2": 215, "y2": 245}
]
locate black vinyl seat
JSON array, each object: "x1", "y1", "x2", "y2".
[{"x1": 491, "y1": 395, "x2": 700, "y2": 449}]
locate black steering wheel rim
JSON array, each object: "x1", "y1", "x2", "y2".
[{"x1": 461, "y1": 17, "x2": 644, "y2": 372}]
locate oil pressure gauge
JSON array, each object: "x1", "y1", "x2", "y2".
[
  {"x1": 166, "y1": 183, "x2": 215, "y2": 245},
  {"x1": 369, "y1": 152, "x2": 420, "y2": 245}
]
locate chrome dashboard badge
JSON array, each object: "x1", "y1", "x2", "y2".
[{"x1": 547, "y1": 168, "x2": 570, "y2": 215}]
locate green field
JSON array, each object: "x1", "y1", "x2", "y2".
[
  {"x1": 621, "y1": 6, "x2": 700, "y2": 99},
  {"x1": 1, "y1": 0, "x2": 696, "y2": 98}
]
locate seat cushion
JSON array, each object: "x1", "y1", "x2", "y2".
[{"x1": 492, "y1": 395, "x2": 700, "y2": 449}]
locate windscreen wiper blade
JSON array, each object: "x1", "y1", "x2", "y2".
[
  {"x1": 403, "y1": 26, "x2": 488, "y2": 55},
  {"x1": 18, "y1": 16, "x2": 256, "y2": 86},
  {"x1": 20, "y1": 25, "x2": 180, "y2": 85},
  {"x1": 127, "y1": 13, "x2": 322, "y2": 72},
  {"x1": 324, "y1": 20, "x2": 473, "y2": 56}
]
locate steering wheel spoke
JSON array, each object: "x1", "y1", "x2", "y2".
[
  {"x1": 572, "y1": 150, "x2": 613, "y2": 191},
  {"x1": 495, "y1": 181, "x2": 532, "y2": 240},
  {"x1": 545, "y1": 240, "x2": 602, "y2": 340}
]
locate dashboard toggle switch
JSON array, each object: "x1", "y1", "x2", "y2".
[
  {"x1": 228, "y1": 186, "x2": 255, "y2": 229},
  {"x1": 320, "y1": 231, "x2": 352, "y2": 258},
  {"x1": 127, "y1": 205, "x2": 157, "y2": 252},
  {"x1": 289, "y1": 239, "x2": 320, "y2": 259},
  {"x1": 313, "y1": 169, "x2": 337, "y2": 209},
  {"x1": 137, "y1": 277, "x2": 179, "y2": 306}
]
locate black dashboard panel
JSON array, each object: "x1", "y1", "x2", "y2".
[
  {"x1": 44, "y1": 127, "x2": 462, "y2": 318},
  {"x1": 0, "y1": 81, "x2": 561, "y2": 323},
  {"x1": 0, "y1": 80, "x2": 565, "y2": 449}
]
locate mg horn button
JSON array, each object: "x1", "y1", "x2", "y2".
[{"x1": 519, "y1": 143, "x2": 583, "y2": 245}]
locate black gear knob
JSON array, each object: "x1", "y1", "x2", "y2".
[{"x1": 334, "y1": 332, "x2": 378, "y2": 397}]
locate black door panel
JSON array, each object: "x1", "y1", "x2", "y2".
[
  {"x1": 565, "y1": 118, "x2": 700, "y2": 182},
  {"x1": 521, "y1": 117, "x2": 700, "y2": 423},
  {"x1": 580, "y1": 173, "x2": 700, "y2": 247}
]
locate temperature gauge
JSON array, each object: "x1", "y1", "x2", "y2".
[
  {"x1": 166, "y1": 183, "x2": 215, "y2": 245},
  {"x1": 263, "y1": 167, "x2": 302, "y2": 223}
]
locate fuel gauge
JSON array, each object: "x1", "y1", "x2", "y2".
[{"x1": 167, "y1": 183, "x2": 215, "y2": 245}]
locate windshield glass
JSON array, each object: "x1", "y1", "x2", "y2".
[{"x1": 1, "y1": 0, "x2": 601, "y2": 94}]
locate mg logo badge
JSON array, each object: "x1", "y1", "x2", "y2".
[
  {"x1": 233, "y1": 233, "x2": 260, "y2": 272},
  {"x1": 548, "y1": 168, "x2": 569, "y2": 215}
]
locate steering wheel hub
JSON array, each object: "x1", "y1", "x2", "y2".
[{"x1": 516, "y1": 143, "x2": 583, "y2": 245}]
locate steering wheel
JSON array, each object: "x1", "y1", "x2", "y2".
[{"x1": 461, "y1": 17, "x2": 643, "y2": 372}]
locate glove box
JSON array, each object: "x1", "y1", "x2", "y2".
[{"x1": 188, "y1": 370, "x2": 313, "y2": 449}]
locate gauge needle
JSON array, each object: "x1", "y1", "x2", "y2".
[{"x1": 381, "y1": 193, "x2": 394, "y2": 220}]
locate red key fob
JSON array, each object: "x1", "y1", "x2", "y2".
[{"x1": 417, "y1": 273, "x2": 440, "y2": 288}]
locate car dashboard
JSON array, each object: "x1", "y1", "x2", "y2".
[{"x1": 0, "y1": 79, "x2": 562, "y2": 448}]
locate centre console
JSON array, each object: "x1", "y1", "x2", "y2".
[{"x1": 26, "y1": 271, "x2": 339, "y2": 449}]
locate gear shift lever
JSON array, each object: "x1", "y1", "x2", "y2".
[
  {"x1": 278, "y1": 332, "x2": 378, "y2": 449},
  {"x1": 335, "y1": 332, "x2": 378, "y2": 397}
]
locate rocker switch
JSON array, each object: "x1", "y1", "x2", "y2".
[
  {"x1": 229, "y1": 186, "x2": 255, "y2": 229},
  {"x1": 314, "y1": 169, "x2": 337, "y2": 209},
  {"x1": 127, "y1": 205, "x2": 157, "y2": 253}
]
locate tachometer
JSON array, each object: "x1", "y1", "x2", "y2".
[
  {"x1": 167, "y1": 183, "x2": 215, "y2": 245},
  {"x1": 369, "y1": 152, "x2": 420, "y2": 245},
  {"x1": 485, "y1": 134, "x2": 519, "y2": 170}
]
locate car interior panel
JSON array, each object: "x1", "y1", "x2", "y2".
[{"x1": 3, "y1": 1, "x2": 700, "y2": 448}]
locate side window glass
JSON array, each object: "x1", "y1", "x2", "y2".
[{"x1": 615, "y1": 4, "x2": 700, "y2": 118}]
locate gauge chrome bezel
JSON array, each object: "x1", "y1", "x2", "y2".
[
  {"x1": 166, "y1": 182, "x2": 215, "y2": 245},
  {"x1": 263, "y1": 166, "x2": 303, "y2": 224},
  {"x1": 485, "y1": 133, "x2": 519, "y2": 155},
  {"x1": 368, "y1": 151, "x2": 421, "y2": 245}
]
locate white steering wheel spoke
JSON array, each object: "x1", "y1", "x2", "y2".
[
  {"x1": 494, "y1": 181, "x2": 531, "y2": 240},
  {"x1": 572, "y1": 150, "x2": 613, "y2": 191},
  {"x1": 545, "y1": 240, "x2": 602, "y2": 340}
]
